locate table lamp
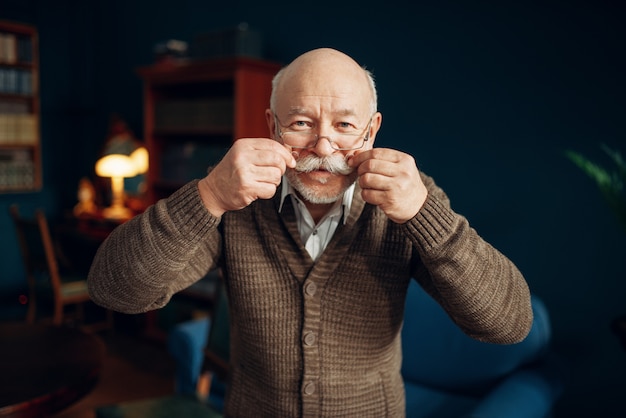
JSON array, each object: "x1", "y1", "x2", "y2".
[{"x1": 95, "y1": 146, "x2": 148, "y2": 220}]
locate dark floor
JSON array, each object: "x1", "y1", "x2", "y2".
[{"x1": 53, "y1": 331, "x2": 177, "y2": 418}]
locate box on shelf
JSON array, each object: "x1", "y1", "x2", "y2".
[{"x1": 191, "y1": 23, "x2": 262, "y2": 59}]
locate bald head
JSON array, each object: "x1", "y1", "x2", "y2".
[{"x1": 270, "y1": 48, "x2": 377, "y2": 115}]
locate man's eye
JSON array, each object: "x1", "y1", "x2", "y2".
[
  {"x1": 337, "y1": 122, "x2": 356, "y2": 132},
  {"x1": 291, "y1": 121, "x2": 311, "y2": 130}
]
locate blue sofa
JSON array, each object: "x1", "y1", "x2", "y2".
[
  {"x1": 167, "y1": 316, "x2": 227, "y2": 412},
  {"x1": 168, "y1": 280, "x2": 564, "y2": 417},
  {"x1": 401, "y1": 280, "x2": 564, "y2": 417}
]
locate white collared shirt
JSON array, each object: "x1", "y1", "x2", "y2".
[{"x1": 279, "y1": 176, "x2": 354, "y2": 261}]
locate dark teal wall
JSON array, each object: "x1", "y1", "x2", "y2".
[{"x1": 1, "y1": 1, "x2": 625, "y2": 416}]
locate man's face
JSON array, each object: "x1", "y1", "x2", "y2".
[{"x1": 271, "y1": 55, "x2": 378, "y2": 205}]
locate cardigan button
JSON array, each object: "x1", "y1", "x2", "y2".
[
  {"x1": 305, "y1": 282, "x2": 317, "y2": 296},
  {"x1": 303, "y1": 382, "x2": 316, "y2": 395},
  {"x1": 303, "y1": 332, "x2": 316, "y2": 346}
]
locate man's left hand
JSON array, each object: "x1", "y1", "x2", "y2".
[{"x1": 348, "y1": 148, "x2": 428, "y2": 223}]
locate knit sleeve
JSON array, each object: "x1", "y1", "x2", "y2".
[
  {"x1": 88, "y1": 180, "x2": 222, "y2": 314},
  {"x1": 404, "y1": 173, "x2": 533, "y2": 344}
]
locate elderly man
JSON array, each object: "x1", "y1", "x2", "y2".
[{"x1": 88, "y1": 48, "x2": 532, "y2": 417}]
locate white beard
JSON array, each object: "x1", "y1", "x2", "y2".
[{"x1": 286, "y1": 154, "x2": 357, "y2": 204}]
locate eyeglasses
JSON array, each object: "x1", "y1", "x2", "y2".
[{"x1": 274, "y1": 114, "x2": 373, "y2": 151}]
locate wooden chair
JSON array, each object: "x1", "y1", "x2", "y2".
[{"x1": 9, "y1": 205, "x2": 113, "y2": 331}]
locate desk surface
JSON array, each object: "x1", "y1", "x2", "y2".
[{"x1": 0, "y1": 323, "x2": 105, "y2": 418}]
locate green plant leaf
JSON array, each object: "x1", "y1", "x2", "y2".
[
  {"x1": 565, "y1": 146, "x2": 626, "y2": 234},
  {"x1": 601, "y1": 143, "x2": 626, "y2": 186},
  {"x1": 564, "y1": 150, "x2": 612, "y2": 187}
]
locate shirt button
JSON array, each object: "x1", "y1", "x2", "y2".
[
  {"x1": 303, "y1": 382, "x2": 316, "y2": 395},
  {"x1": 303, "y1": 332, "x2": 316, "y2": 346},
  {"x1": 312, "y1": 229, "x2": 317, "y2": 235},
  {"x1": 305, "y1": 282, "x2": 317, "y2": 296}
]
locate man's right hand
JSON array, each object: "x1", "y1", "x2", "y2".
[{"x1": 198, "y1": 138, "x2": 296, "y2": 217}]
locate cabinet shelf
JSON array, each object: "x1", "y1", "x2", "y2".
[
  {"x1": 138, "y1": 56, "x2": 282, "y2": 203},
  {"x1": 0, "y1": 143, "x2": 37, "y2": 149},
  {"x1": 0, "y1": 62, "x2": 34, "y2": 70},
  {"x1": 0, "y1": 92, "x2": 35, "y2": 100},
  {"x1": 0, "y1": 20, "x2": 40, "y2": 193}
]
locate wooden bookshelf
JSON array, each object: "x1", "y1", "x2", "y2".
[
  {"x1": 0, "y1": 20, "x2": 40, "y2": 193},
  {"x1": 137, "y1": 57, "x2": 282, "y2": 203}
]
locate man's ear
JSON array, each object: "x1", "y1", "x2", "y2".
[
  {"x1": 368, "y1": 112, "x2": 383, "y2": 146},
  {"x1": 265, "y1": 109, "x2": 276, "y2": 138}
]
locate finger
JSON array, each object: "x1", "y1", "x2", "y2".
[
  {"x1": 255, "y1": 182, "x2": 281, "y2": 200},
  {"x1": 347, "y1": 149, "x2": 371, "y2": 168},
  {"x1": 235, "y1": 138, "x2": 296, "y2": 169},
  {"x1": 360, "y1": 188, "x2": 388, "y2": 206},
  {"x1": 251, "y1": 138, "x2": 296, "y2": 168},
  {"x1": 349, "y1": 148, "x2": 401, "y2": 166},
  {"x1": 280, "y1": 144, "x2": 297, "y2": 168},
  {"x1": 230, "y1": 171, "x2": 280, "y2": 206},
  {"x1": 247, "y1": 165, "x2": 284, "y2": 187},
  {"x1": 274, "y1": 142, "x2": 297, "y2": 167},
  {"x1": 358, "y1": 170, "x2": 395, "y2": 192},
  {"x1": 357, "y1": 158, "x2": 398, "y2": 180}
]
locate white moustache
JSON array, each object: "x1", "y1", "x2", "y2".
[{"x1": 295, "y1": 154, "x2": 354, "y2": 175}]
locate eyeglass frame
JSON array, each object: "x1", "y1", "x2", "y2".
[{"x1": 273, "y1": 113, "x2": 374, "y2": 151}]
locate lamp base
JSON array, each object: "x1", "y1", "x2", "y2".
[{"x1": 101, "y1": 205, "x2": 133, "y2": 220}]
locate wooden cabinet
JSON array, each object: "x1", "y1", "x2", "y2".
[
  {"x1": 0, "y1": 20, "x2": 40, "y2": 193},
  {"x1": 136, "y1": 57, "x2": 282, "y2": 203}
]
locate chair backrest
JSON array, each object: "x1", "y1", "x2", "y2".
[
  {"x1": 10, "y1": 205, "x2": 63, "y2": 297},
  {"x1": 401, "y1": 280, "x2": 552, "y2": 395}
]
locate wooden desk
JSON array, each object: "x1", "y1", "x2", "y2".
[
  {"x1": 69, "y1": 211, "x2": 128, "y2": 242},
  {"x1": 53, "y1": 212, "x2": 126, "y2": 278},
  {"x1": 0, "y1": 323, "x2": 105, "y2": 418}
]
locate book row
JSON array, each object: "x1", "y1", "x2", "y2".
[
  {"x1": 0, "y1": 32, "x2": 33, "y2": 64},
  {"x1": 0, "y1": 149, "x2": 35, "y2": 189},
  {"x1": 0, "y1": 114, "x2": 38, "y2": 144},
  {"x1": 0, "y1": 68, "x2": 34, "y2": 95}
]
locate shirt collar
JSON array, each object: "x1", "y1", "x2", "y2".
[{"x1": 278, "y1": 175, "x2": 355, "y2": 224}]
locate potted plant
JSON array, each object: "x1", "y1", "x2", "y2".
[{"x1": 565, "y1": 144, "x2": 626, "y2": 349}]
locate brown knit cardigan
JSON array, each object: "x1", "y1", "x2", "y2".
[{"x1": 88, "y1": 173, "x2": 532, "y2": 418}]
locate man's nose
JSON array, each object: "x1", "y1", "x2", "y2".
[{"x1": 312, "y1": 135, "x2": 336, "y2": 156}]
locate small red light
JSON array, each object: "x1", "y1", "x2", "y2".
[{"x1": 18, "y1": 295, "x2": 28, "y2": 305}]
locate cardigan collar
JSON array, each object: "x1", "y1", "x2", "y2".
[{"x1": 278, "y1": 174, "x2": 355, "y2": 225}]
